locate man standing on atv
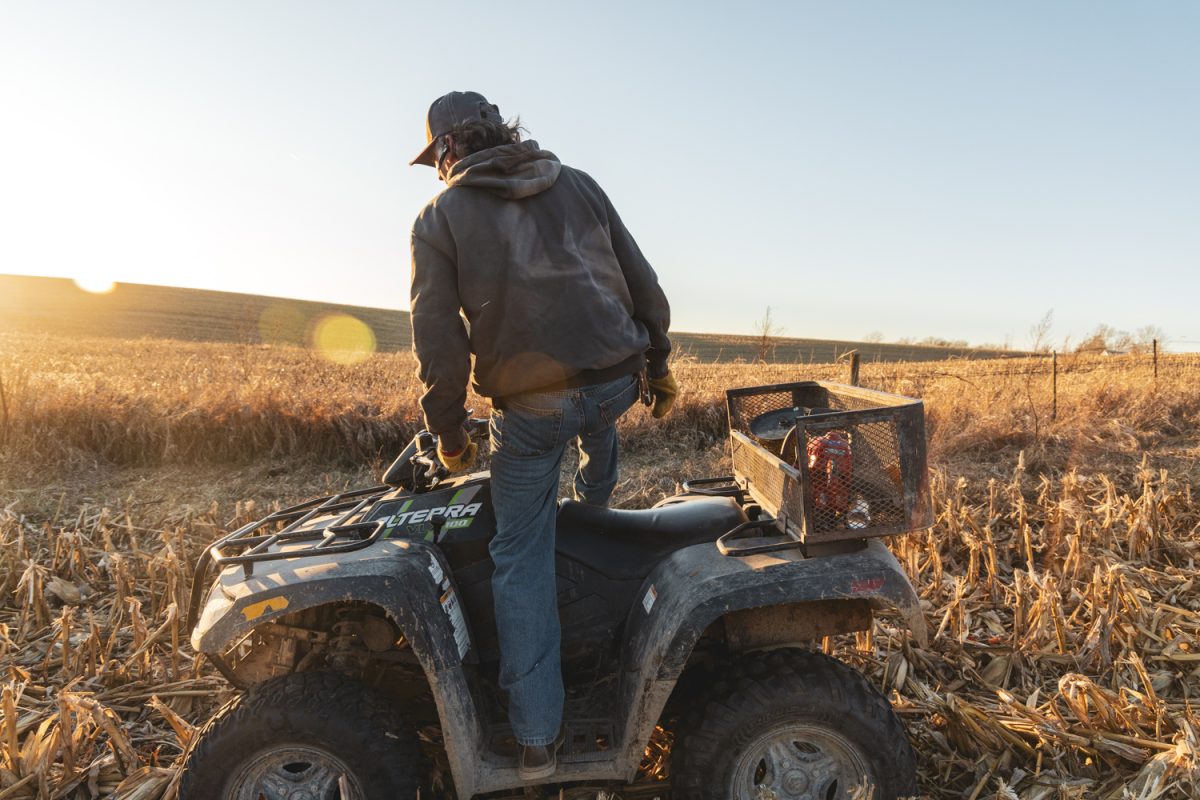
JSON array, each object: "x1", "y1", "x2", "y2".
[{"x1": 408, "y1": 91, "x2": 676, "y2": 780}]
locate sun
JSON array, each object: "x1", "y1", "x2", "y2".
[{"x1": 74, "y1": 276, "x2": 117, "y2": 294}]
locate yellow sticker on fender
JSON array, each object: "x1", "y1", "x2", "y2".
[{"x1": 242, "y1": 596, "x2": 290, "y2": 622}]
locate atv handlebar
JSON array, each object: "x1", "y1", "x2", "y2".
[
  {"x1": 465, "y1": 416, "x2": 490, "y2": 440},
  {"x1": 381, "y1": 416, "x2": 490, "y2": 490}
]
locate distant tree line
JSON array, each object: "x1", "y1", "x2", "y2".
[{"x1": 863, "y1": 309, "x2": 1167, "y2": 356}]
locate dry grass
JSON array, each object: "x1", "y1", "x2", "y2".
[
  {"x1": 877, "y1": 459, "x2": 1200, "y2": 798},
  {"x1": 3, "y1": 332, "x2": 1200, "y2": 798}
]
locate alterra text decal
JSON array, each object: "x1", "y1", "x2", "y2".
[{"x1": 385, "y1": 503, "x2": 483, "y2": 530}]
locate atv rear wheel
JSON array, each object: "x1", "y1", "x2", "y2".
[
  {"x1": 673, "y1": 649, "x2": 917, "y2": 800},
  {"x1": 178, "y1": 671, "x2": 423, "y2": 800}
]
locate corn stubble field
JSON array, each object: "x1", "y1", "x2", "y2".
[{"x1": 2, "y1": 331, "x2": 1200, "y2": 799}]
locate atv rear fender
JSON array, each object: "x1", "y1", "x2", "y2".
[{"x1": 610, "y1": 537, "x2": 925, "y2": 779}]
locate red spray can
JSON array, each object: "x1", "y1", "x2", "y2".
[{"x1": 807, "y1": 431, "x2": 853, "y2": 514}]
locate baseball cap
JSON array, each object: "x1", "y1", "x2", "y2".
[{"x1": 410, "y1": 91, "x2": 504, "y2": 167}]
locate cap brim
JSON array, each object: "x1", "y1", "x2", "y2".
[{"x1": 410, "y1": 138, "x2": 438, "y2": 167}]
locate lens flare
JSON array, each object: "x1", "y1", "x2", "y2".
[
  {"x1": 311, "y1": 313, "x2": 376, "y2": 365},
  {"x1": 74, "y1": 276, "x2": 117, "y2": 294}
]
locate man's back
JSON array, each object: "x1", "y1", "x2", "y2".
[{"x1": 412, "y1": 140, "x2": 670, "y2": 431}]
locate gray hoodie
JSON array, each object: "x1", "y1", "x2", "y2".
[{"x1": 410, "y1": 141, "x2": 671, "y2": 434}]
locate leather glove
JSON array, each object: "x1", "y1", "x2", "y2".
[
  {"x1": 647, "y1": 372, "x2": 679, "y2": 419},
  {"x1": 437, "y1": 430, "x2": 478, "y2": 473}
]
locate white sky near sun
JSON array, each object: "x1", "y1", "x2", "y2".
[{"x1": 1, "y1": 1, "x2": 1198, "y2": 348}]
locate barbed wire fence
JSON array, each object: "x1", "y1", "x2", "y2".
[{"x1": 838, "y1": 340, "x2": 1196, "y2": 421}]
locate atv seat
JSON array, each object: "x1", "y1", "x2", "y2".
[
  {"x1": 558, "y1": 496, "x2": 747, "y2": 542},
  {"x1": 555, "y1": 496, "x2": 748, "y2": 582}
]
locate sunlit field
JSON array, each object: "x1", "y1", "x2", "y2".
[
  {"x1": 0, "y1": 274, "x2": 1024, "y2": 368},
  {"x1": 2, "y1": 331, "x2": 1199, "y2": 798}
]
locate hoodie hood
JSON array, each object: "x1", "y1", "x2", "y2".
[{"x1": 445, "y1": 140, "x2": 562, "y2": 199}]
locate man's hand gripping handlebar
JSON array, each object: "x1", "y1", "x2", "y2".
[{"x1": 433, "y1": 417, "x2": 490, "y2": 474}]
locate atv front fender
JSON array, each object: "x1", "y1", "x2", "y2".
[
  {"x1": 189, "y1": 539, "x2": 490, "y2": 796},
  {"x1": 191, "y1": 539, "x2": 469, "y2": 672}
]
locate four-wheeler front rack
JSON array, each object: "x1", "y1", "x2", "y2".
[{"x1": 187, "y1": 485, "x2": 392, "y2": 630}]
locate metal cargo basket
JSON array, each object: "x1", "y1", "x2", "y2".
[{"x1": 726, "y1": 381, "x2": 932, "y2": 546}]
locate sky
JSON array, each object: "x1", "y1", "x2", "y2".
[{"x1": 2, "y1": 1, "x2": 1197, "y2": 349}]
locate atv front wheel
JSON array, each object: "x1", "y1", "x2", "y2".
[
  {"x1": 673, "y1": 649, "x2": 917, "y2": 800},
  {"x1": 178, "y1": 671, "x2": 423, "y2": 800}
]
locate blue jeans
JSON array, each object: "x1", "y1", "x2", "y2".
[{"x1": 487, "y1": 374, "x2": 639, "y2": 745}]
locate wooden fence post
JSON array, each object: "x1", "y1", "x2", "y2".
[
  {"x1": 1153, "y1": 338, "x2": 1158, "y2": 390},
  {"x1": 847, "y1": 351, "x2": 861, "y2": 386},
  {"x1": 0, "y1": 368, "x2": 8, "y2": 451},
  {"x1": 1051, "y1": 351, "x2": 1058, "y2": 421}
]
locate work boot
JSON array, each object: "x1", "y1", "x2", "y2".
[{"x1": 518, "y1": 727, "x2": 564, "y2": 781}]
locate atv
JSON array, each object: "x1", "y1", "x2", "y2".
[{"x1": 182, "y1": 380, "x2": 932, "y2": 800}]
